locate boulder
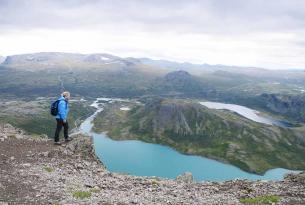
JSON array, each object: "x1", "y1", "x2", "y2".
[
  {"x1": 176, "y1": 172, "x2": 194, "y2": 183},
  {"x1": 285, "y1": 171, "x2": 305, "y2": 184},
  {"x1": 63, "y1": 134, "x2": 105, "y2": 168}
]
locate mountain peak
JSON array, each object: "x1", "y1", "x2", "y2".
[{"x1": 165, "y1": 70, "x2": 191, "y2": 81}]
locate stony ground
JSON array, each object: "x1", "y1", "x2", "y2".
[{"x1": 1, "y1": 123, "x2": 305, "y2": 205}]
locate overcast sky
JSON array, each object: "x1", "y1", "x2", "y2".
[{"x1": 0, "y1": 0, "x2": 305, "y2": 69}]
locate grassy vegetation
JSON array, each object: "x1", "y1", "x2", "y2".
[
  {"x1": 72, "y1": 191, "x2": 92, "y2": 199},
  {"x1": 43, "y1": 165, "x2": 54, "y2": 173},
  {"x1": 92, "y1": 99, "x2": 305, "y2": 174},
  {"x1": 240, "y1": 195, "x2": 280, "y2": 204},
  {"x1": 151, "y1": 179, "x2": 160, "y2": 186}
]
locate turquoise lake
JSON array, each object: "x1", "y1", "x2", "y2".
[{"x1": 79, "y1": 98, "x2": 298, "y2": 182}]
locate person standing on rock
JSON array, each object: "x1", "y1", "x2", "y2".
[{"x1": 54, "y1": 91, "x2": 72, "y2": 145}]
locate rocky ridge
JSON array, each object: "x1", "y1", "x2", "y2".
[{"x1": 0, "y1": 123, "x2": 305, "y2": 204}]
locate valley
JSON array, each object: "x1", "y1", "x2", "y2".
[
  {"x1": 2, "y1": 1, "x2": 305, "y2": 203},
  {"x1": 0, "y1": 52, "x2": 305, "y2": 180},
  {"x1": 1, "y1": 52, "x2": 305, "y2": 123}
]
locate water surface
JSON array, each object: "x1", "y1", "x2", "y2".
[
  {"x1": 79, "y1": 99, "x2": 298, "y2": 181},
  {"x1": 200, "y1": 101, "x2": 291, "y2": 127}
]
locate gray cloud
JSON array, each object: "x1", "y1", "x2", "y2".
[
  {"x1": 1, "y1": 0, "x2": 305, "y2": 34},
  {"x1": 1, "y1": 0, "x2": 305, "y2": 69}
]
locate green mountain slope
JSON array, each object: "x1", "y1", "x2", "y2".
[{"x1": 93, "y1": 98, "x2": 305, "y2": 174}]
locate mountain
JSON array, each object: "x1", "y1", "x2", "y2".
[
  {"x1": 1, "y1": 52, "x2": 150, "y2": 70},
  {"x1": 0, "y1": 52, "x2": 164, "y2": 98},
  {"x1": 2, "y1": 52, "x2": 304, "y2": 78},
  {"x1": 2, "y1": 52, "x2": 305, "y2": 83},
  {"x1": 1, "y1": 52, "x2": 137, "y2": 71},
  {"x1": 2, "y1": 52, "x2": 85, "y2": 70},
  {"x1": 92, "y1": 98, "x2": 305, "y2": 174},
  {"x1": 164, "y1": 70, "x2": 191, "y2": 81},
  {"x1": 260, "y1": 93, "x2": 305, "y2": 122},
  {"x1": 148, "y1": 70, "x2": 210, "y2": 96},
  {"x1": 83, "y1": 53, "x2": 121, "y2": 63}
]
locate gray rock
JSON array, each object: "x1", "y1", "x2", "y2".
[
  {"x1": 41, "y1": 152, "x2": 49, "y2": 157},
  {"x1": 285, "y1": 171, "x2": 305, "y2": 184},
  {"x1": 176, "y1": 172, "x2": 193, "y2": 183}
]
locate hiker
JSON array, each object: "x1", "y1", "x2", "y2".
[{"x1": 54, "y1": 91, "x2": 72, "y2": 145}]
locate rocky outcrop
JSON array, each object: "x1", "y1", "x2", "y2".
[
  {"x1": 285, "y1": 172, "x2": 305, "y2": 184},
  {"x1": 176, "y1": 172, "x2": 194, "y2": 183},
  {"x1": 0, "y1": 123, "x2": 48, "y2": 141},
  {"x1": 0, "y1": 123, "x2": 28, "y2": 140},
  {"x1": 1, "y1": 124, "x2": 305, "y2": 204},
  {"x1": 261, "y1": 93, "x2": 305, "y2": 122},
  {"x1": 63, "y1": 134, "x2": 103, "y2": 164}
]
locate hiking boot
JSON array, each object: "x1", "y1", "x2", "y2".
[
  {"x1": 54, "y1": 141, "x2": 62, "y2": 145},
  {"x1": 65, "y1": 137, "x2": 72, "y2": 142}
]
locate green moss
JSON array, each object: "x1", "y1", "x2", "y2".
[
  {"x1": 72, "y1": 191, "x2": 92, "y2": 199},
  {"x1": 43, "y1": 166, "x2": 54, "y2": 173},
  {"x1": 240, "y1": 195, "x2": 280, "y2": 204},
  {"x1": 151, "y1": 179, "x2": 160, "y2": 186}
]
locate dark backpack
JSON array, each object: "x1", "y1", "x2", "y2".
[{"x1": 50, "y1": 100, "x2": 60, "y2": 116}]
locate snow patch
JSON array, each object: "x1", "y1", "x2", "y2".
[
  {"x1": 120, "y1": 107, "x2": 130, "y2": 111},
  {"x1": 100, "y1": 56, "x2": 110, "y2": 61}
]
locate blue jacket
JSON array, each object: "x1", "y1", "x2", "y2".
[{"x1": 55, "y1": 96, "x2": 69, "y2": 120}]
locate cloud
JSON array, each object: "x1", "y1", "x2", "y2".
[
  {"x1": 1, "y1": 0, "x2": 305, "y2": 34},
  {"x1": 0, "y1": 0, "x2": 305, "y2": 69}
]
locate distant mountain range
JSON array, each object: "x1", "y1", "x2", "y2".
[
  {"x1": 1, "y1": 52, "x2": 134, "y2": 71},
  {"x1": 1, "y1": 52, "x2": 305, "y2": 123},
  {"x1": 2, "y1": 52, "x2": 305, "y2": 84},
  {"x1": 0, "y1": 52, "x2": 301, "y2": 76}
]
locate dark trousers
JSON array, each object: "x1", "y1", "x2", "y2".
[{"x1": 54, "y1": 119, "x2": 69, "y2": 142}]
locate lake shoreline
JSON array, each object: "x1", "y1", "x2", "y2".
[
  {"x1": 92, "y1": 129, "x2": 300, "y2": 176},
  {"x1": 78, "y1": 97, "x2": 303, "y2": 181}
]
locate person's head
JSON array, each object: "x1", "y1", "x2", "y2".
[{"x1": 62, "y1": 91, "x2": 71, "y2": 101}]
